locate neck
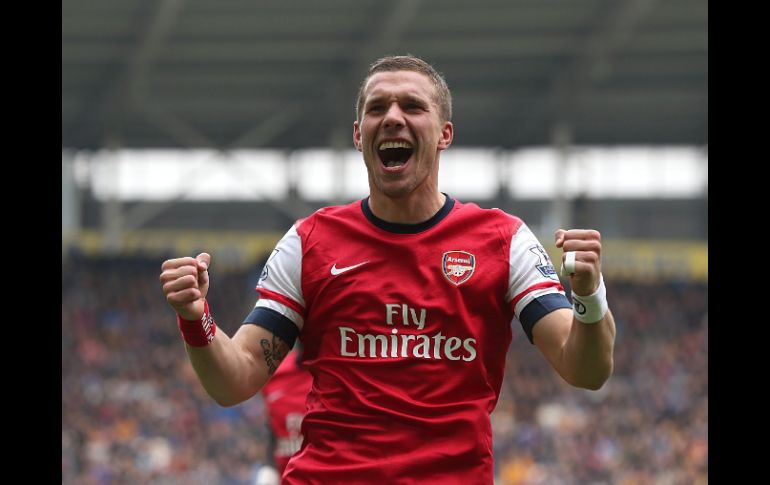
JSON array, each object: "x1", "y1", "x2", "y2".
[{"x1": 368, "y1": 190, "x2": 446, "y2": 224}]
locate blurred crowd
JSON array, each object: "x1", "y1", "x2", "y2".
[
  {"x1": 493, "y1": 280, "x2": 708, "y2": 485},
  {"x1": 62, "y1": 253, "x2": 707, "y2": 485}
]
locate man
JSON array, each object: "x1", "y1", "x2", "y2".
[
  {"x1": 261, "y1": 346, "x2": 311, "y2": 477},
  {"x1": 160, "y1": 55, "x2": 616, "y2": 484},
  {"x1": 251, "y1": 346, "x2": 311, "y2": 485}
]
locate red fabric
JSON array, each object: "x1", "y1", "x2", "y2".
[
  {"x1": 255, "y1": 199, "x2": 567, "y2": 483},
  {"x1": 256, "y1": 287, "x2": 305, "y2": 317},
  {"x1": 283, "y1": 201, "x2": 517, "y2": 484},
  {"x1": 177, "y1": 300, "x2": 216, "y2": 347},
  {"x1": 509, "y1": 280, "x2": 565, "y2": 309},
  {"x1": 261, "y1": 350, "x2": 312, "y2": 475}
]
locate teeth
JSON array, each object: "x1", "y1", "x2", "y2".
[{"x1": 378, "y1": 141, "x2": 413, "y2": 150}]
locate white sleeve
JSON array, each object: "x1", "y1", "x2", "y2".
[
  {"x1": 254, "y1": 225, "x2": 306, "y2": 330},
  {"x1": 506, "y1": 223, "x2": 565, "y2": 319}
]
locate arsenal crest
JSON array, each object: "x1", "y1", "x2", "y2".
[{"x1": 442, "y1": 251, "x2": 476, "y2": 285}]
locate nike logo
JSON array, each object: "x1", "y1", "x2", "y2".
[{"x1": 330, "y1": 261, "x2": 369, "y2": 276}]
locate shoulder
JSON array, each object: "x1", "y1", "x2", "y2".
[
  {"x1": 296, "y1": 200, "x2": 362, "y2": 235},
  {"x1": 450, "y1": 199, "x2": 525, "y2": 234}
]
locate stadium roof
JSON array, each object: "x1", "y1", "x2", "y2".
[{"x1": 62, "y1": 0, "x2": 707, "y2": 151}]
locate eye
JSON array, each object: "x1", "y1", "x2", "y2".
[{"x1": 404, "y1": 102, "x2": 425, "y2": 113}]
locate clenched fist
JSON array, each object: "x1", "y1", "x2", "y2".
[
  {"x1": 159, "y1": 252, "x2": 211, "y2": 320},
  {"x1": 554, "y1": 229, "x2": 602, "y2": 297}
]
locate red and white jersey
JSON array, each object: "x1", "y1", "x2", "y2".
[
  {"x1": 244, "y1": 196, "x2": 569, "y2": 484},
  {"x1": 261, "y1": 349, "x2": 312, "y2": 475}
]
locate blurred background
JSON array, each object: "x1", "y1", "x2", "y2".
[{"x1": 62, "y1": 0, "x2": 707, "y2": 484}]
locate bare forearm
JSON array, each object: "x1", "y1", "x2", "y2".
[
  {"x1": 160, "y1": 254, "x2": 291, "y2": 405},
  {"x1": 185, "y1": 325, "x2": 280, "y2": 406},
  {"x1": 562, "y1": 309, "x2": 616, "y2": 390}
]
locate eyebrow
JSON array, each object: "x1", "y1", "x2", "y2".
[{"x1": 365, "y1": 93, "x2": 430, "y2": 106}]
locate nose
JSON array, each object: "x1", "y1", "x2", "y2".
[{"x1": 383, "y1": 103, "x2": 405, "y2": 129}]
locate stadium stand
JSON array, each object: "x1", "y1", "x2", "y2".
[{"x1": 62, "y1": 252, "x2": 706, "y2": 485}]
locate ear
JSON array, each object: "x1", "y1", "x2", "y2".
[
  {"x1": 437, "y1": 121, "x2": 453, "y2": 150},
  {"x1": 353, "y1": 121, "x2": 363, "y2": 152}
]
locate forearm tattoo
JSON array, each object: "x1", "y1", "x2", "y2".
[{"x1": 260, "y1": 335, "x2": 290, "y2": 375}]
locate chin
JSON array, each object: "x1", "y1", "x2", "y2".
[{"x1": 374, "y1": 182, "x2": 415, "y2": 199}]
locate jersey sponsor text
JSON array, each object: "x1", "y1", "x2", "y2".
[{"x1": 338, "y1": 303, "x2": 477, "y2": 361}]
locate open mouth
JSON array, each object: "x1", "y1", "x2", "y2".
[{"x1": 378, "y1": 140, "x2": 414, "y2": 168}]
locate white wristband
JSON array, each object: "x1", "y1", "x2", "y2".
[{"x1": 571, "y1": 274, "x2": 608, "y2": 324}]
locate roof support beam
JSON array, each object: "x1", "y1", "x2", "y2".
[
  {"x1": 505, "y1": 0, "x2": 658, "y2": 148},
  {"x1": 326, "y1": 0, "x2": 423, "y2": 147},
  {"x1": 72, "y1": 0, "x2": 188, "y2": 148},
  {"x1": 553, "y1": 0, "x2": 659, "y2": 124}
]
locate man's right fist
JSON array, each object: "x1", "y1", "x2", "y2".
[{"x1": 159, "y1": 252, "x2": 211, "y2": 320}]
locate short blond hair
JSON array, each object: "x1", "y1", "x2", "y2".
[{"x1": 355, "y1": 55, "x2": 452, "y2": 123}]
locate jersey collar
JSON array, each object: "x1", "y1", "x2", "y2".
[{"x1": 361, "y1": 194, "x2": 455, "y2": 234}]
